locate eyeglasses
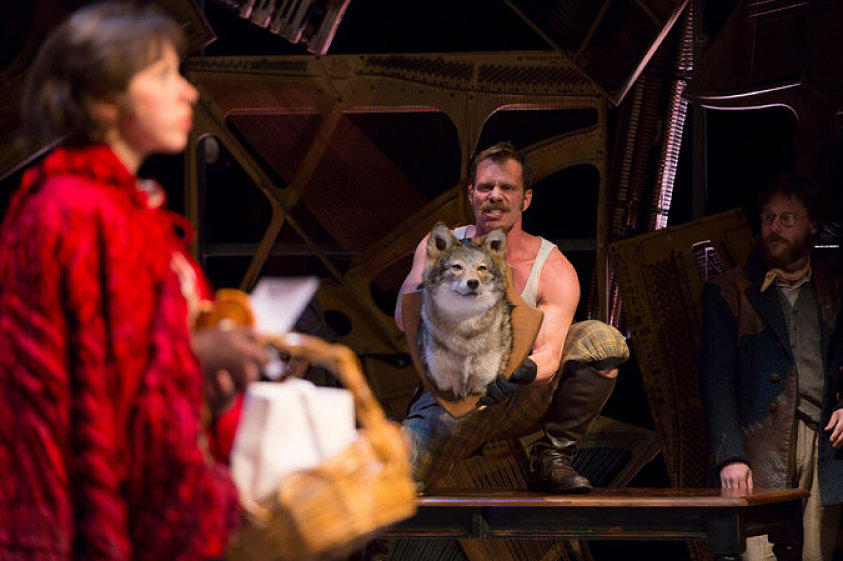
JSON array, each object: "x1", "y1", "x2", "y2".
[{"x1": 760, "y1": 211, "x2": 807, "y2": 227}]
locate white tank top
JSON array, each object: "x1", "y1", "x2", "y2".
[{"x1": 452, "y1": 226, "x2": 555, "y2": 307}]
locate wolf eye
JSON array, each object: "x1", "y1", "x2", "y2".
[
  {"x1": 477, "y1": 265, "x2": 487, "y2": 272},
  {"x1": 450, "y1": 264, "x2": 463, "y2": 272}
]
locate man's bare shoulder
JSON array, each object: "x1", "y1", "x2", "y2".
[
  {"x1": 544, "y1": 243, "x2": 579, "y2": 280},
  {"x1": 538, "y1": 244, "x2": 580, "y2": 304}
]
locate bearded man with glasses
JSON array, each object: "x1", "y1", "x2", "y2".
[{"x1": 698, "y1": 173, "x2": 843, "y2": 561}]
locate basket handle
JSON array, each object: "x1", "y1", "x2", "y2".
[{"x1": 195, "y1": 289, "x2": 399, "y2": 451}]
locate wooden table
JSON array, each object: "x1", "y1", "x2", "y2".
[{"x1": 382, "y1": 488, "x2": 807, "y2": 560}]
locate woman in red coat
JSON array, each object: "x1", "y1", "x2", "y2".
[{"x1": 0, "y1": 3, "x2": 266, "y2": 560}]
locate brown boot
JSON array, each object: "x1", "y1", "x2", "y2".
[{"x1": 529, "y1": 361, "x2": 617, "y2": 494}]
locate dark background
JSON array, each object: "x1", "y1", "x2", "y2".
[{"x1": 0, "y1": 2, "x2": 833, "y2": 559}]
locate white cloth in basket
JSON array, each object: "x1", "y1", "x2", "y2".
[{"x1": 231, "y1": 379, "x2": 357, "y2": 504}]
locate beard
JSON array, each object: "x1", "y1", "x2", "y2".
[{"x1": 758, "y1": 232, "x2": 813, "y2": 270}]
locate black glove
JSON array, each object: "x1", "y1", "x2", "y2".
[{"x1": 477, "y1": 357, "x2": 537, "y2": 407}]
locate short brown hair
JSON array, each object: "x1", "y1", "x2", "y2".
[
  {"x1": 470, "y1": 141, "x2": 532, "y2": 189},
  {"x1": 760, "y1": 172, "x2": 825, "y2": 227},
  {"x1": 22, "y1": 1, "x2": 185, "y2": 146}
]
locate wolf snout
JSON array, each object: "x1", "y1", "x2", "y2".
[{"x1": 466, "y1": 279, "x2": 479, "y2": 290}]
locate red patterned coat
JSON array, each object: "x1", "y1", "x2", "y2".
[{"x1": 0, "y1": 145, "x2": 239, "y2": 561}]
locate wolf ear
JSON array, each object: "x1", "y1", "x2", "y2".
[
  {"x1": 427, "y1": 222, "x2": 457, "y2": 261},
  {"x1": 482, "y1": 228, "x2": 507, "y2": 259}
]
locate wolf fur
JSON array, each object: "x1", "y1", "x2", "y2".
[{"x1": 418, "y1": 223, "x2": 513, "y2": 400}]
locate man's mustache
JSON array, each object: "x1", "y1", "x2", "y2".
[
  {"x1": 482, "y1": 204, "x2": 510, "y2": 212},
  {"x1": 764, "y1": 234, "x2": 789, "y2": 245}
]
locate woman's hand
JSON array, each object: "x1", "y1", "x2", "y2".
[{"x1": 192, "y1": 326, "x2": 268, "y2": 415}]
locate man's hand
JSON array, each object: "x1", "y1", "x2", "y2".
[
  {"x1": 192, "y1": 326, "x2": 269, "y2": 415},
  {"x1": 825, "y1": 409, "x2": 843, "y2": 448},
  {"x1": 719, "y1": 461, "x2": 753, "y2": 490},
  {"x1": 478, "y1": 357, "x2": 537, "y2": 407}
]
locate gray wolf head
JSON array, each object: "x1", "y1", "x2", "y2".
[{"x1": 423, "y1": 223, "x2": 507, "y2": 319}]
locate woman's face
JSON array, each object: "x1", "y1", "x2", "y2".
[{"x1": 113, "y1": 41, "x2": 198, "y2": 166}]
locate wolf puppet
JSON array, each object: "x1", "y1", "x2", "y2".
[{"x1": 418, "y1": 223, "x2": 513, "y2": 400}]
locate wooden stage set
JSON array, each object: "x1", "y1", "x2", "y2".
[{"x1": 383, "y1": 488, "x2": 808, "y2": 561}]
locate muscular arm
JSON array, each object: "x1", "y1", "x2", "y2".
[
  {"x1": 529, "y1": 250, "x2": 580, "y2": 384},
  {"x1": 394, "y1": 235, "x2": 429, "y2": 332},
  {"x1": 396, "y1": 237, "x2": 579, "y2": 384}
]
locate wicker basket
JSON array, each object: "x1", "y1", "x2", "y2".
[{"x1": 225, "y1": 330, "x2": 417, "y2": 561}]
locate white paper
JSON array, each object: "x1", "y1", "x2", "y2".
[
  {"x1": 230, "y1": 379, "x2": 357, "y2": 503},
  {"x1": 250, "y1": 276, "x2": 320, "y2": 335}
]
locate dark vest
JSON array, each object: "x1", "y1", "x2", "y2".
[{"x1": 778, "y1": 281, "x2": 824, "y2": 426}]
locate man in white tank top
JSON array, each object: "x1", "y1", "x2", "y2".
[{"x1": 395, "y1": 142, "x2": 627, "y2": 494}]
